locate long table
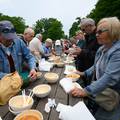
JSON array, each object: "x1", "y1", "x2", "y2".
[{"x1": 0, "y1": 65, "x2": 81, "y2": 120}]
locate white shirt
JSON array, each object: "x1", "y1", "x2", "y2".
[{"x1": 29, "y1": 37, "x2": 44, "y2": 61}]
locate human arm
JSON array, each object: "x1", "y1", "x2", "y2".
[
  {"x1": 20, "y1": 40, "x2": 37, "y2": 80},
  {"x1": 71, "y1": 66, "x2": 94, "y2": 97},
  {"x1": 75, "y1": 65, "x2": 94, "y2": 79},
  {"x1": 38, "y1": 43, "x2": 44, "y2": 55},
  {"x1": 85, "y1": 50, "x2": 120, "y2": 96},
  {"x1": 29, "y1": 69, "x2": 37, "y2": 81}
]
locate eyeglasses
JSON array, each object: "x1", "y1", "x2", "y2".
[
  {"x1": 1, "y1": 28, "x2": 16, "y2": 33},
  {"x1": 96, "y1": 29, "x2": 108, "y2": 35}
]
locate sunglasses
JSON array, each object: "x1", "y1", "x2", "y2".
[
  {"x1": 96, "y1": 29, "x2": 108, "y2": 35},
  {"x1": 1, "y1": 28, "x2": 16, "y2": 33}
]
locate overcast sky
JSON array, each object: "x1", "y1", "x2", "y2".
[{"x1": 0, "y1": 0, "x2": 98, "y2": 35}]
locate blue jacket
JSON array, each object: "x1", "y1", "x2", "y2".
[
  {"x1": 43, "y1": 44, "x2": 51, "y2": 54},
  {"x1": 0, "y1": 38, "x2": 36, "y2": 79},
  {"x1": 85, "y1": 40, "x2": 120, "y2": 96}
]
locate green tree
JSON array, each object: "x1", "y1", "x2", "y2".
[
  {"x1": 69, "y1": 17, "x2": 81, "y2": 37},
  {"x1": 0, "y1": 13, "x2": 26, "y2": 33},
  {"x1": 34, "y1": 18, "x2": 65, "y2": 41},
  {"x1": 87, "y1": 0, "x2": 120, "y2": 23}
]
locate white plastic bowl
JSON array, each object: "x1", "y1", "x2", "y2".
[
  {"x1": 9, "y1": 95, "x2": 34, "y2": 112},
  {"x1": 66, "y1": 73, "x2": 80, "y2": 82},
  {"x1": 9, "y1": 106, "x2": 22, "y2": 115},
  {"x1": 14, "y1": 109, "x2": 43, "y2": 120},
  {"x1": 44, "y1": 72, "x2": 59, "y2": 83},
  {"x1": 33, "y1": 84, "x2": 51, "y2": 98}
]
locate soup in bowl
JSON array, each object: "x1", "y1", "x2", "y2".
[
  {"x1": 33, "y1": 84, "x2": 51, "y2": 98},
  {"x1": 44, "y1": 72, "x2": 59, "y2": 83},
  {"x1": 14, "y1": 109, "x2": 43, "y2": 120},
  {"x1": 66, "y1": 73, "x2": 80, "y2": 82}
]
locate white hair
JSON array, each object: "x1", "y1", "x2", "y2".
[
  {"x1": 24, "y1": 27, "x2": 34, "y2": 34},
  {"x1": 35, "y1": 33, "x2": 42, "y2": 38},
  {"x1": 80, "y1": 18, "x2": 95, "y2": 27}
]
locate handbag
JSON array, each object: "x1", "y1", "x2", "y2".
[
  {"x1": 95, "y1": 88, "x2": 120, "y2": 111},
  {"x1": 0, "y1": 71, "x2": 23, "y2": 105}
]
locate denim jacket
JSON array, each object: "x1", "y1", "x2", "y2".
[
  {"x1": 85, "y1": 40, "x2": 120, "y2": 96},
  {"x1": 0, "y1": 38, "x2": 36, "y2": 79}
]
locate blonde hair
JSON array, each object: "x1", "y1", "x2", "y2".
[
  {"x1": 98, "y1": 17, "x2": 120, "y2": 41},
  {"x1": 46, "y1": 38, "x2": 52, "y2": 43}
]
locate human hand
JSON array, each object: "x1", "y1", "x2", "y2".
[
  {"x1": 29, "y1": 69, "x2": 37, "y2": 82},
  {"x1": 72, "y1": 47, "x2": 82, "y2": 55},
  {"x1": 74, "y1": 70, "x2": 84, "y2": 77},
  {"x1": 71, "y1": 87, "x2": 87, "y2": 97}
]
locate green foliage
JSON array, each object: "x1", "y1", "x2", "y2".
[
  {"x1": 0, "y1": 13, "x2": 26, "y2": 33},
  {"x1": 69, "y1": 0, "x2": 120, "y2": 37},
  {"x1": 69, "y1": 17, "x2": 81, "y2": 37},
  {"x1": 34, "y1": 18, "x2": 65, "y2": 41},
  {"x1": 87, "y1": 0, "x2": 120, "y2": 23},
  {"x1": 69, "y1": 22, "x2": 79, "y2": 38}
]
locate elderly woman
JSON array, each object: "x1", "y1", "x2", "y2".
[
  {"x1": 43, "y1": 38, "x2": 53, "y2": 59},
  {"x1": 70, "y1": 17, "x2": 120, "y2": 120}
]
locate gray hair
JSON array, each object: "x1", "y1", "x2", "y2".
[
  {"x1": 24, "y1": 27, "x2": 34, "y2": 34},
  {"x1": 35, "y1": 33, "x2": 42, "y2": 38},
  {"x1": 80, "y1": 18, "x2": 95, "y2": 27}
]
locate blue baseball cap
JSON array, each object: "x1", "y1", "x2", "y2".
[{"x1": 0, "y1": 20, "x2": 18, "y2": 40}]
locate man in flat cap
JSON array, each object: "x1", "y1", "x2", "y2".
[{"x1": 72, "y1": 18, "x2": 100, "y2": 72}]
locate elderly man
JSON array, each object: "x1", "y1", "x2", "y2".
[
  {"x1": 29, "y1": 33, "x2": 44, "y2": 62},
  {"x1": 20, "y1": 27, "x2": 35, "y2": 46},
  {"x1": 0, "y1": 20, "x2": 37, "y2": 81},
  {"x1": 36, "y1": 33, "x2": 43, "y2": 42},
  {"x1": 72, "y1": 18, "x2": 100, "y2": 73}
]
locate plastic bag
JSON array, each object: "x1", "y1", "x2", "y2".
[{"x1": 0, "y1": 72, "x2": 23, "y2": 105}]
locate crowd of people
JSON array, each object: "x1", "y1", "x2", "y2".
[{"x1": 0, "y1": 16, "x2": 120, "y2": 120}]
